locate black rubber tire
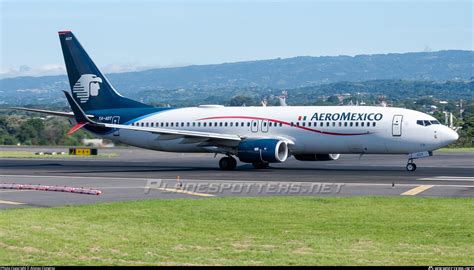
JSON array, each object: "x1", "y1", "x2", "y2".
[
  {"x1": 219, "y1": 157, "x2": 237, "y2": 171},
  {"x1": 406, "y1": 163, "x2": 417, "y2": 172}
]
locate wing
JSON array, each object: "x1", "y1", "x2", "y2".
[
  {"x1": 10, "y1": 107, "x2": 94, "y2": 118},
  {"x1": 103, "y1": 123, "x2": 242, "y2": 146},
  {"x1": 62, "y1": 90, "x2": 241, "y2": 146}
]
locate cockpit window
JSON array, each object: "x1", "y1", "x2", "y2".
[{"x1": 417, "y1": 119, "x2": 440, "y2": 126}]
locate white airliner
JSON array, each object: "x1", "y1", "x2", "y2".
[{"x1": 14, "y1": 31, "x2": 459, "y2": 171}]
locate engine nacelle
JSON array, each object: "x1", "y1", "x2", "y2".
[
  {"x1": 237, "y1": 139, "x2": 288, "y2": 163},
  {"x1": 294, "y1": 153, "x2": 341, "y2": 161}
]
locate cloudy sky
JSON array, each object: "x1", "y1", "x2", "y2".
[{"x1": 1, "y1": 0, "x2": 472, "y2": 78}]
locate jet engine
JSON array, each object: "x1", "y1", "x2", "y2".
[{"x1": 237, "y1": 139, "x2": 288, "y2": 163}]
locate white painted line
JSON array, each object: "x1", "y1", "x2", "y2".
[
  {"x1": 1, "y1": 174, "x2": 474, "y2": 188},
  {"x1": 418, "y1": 176, "x2": 474, "y2": 181},
  {"x1": 401, "y1": 185, "x2": 434, "y2": 196},
  {"x1": 0, "y1": 190, "x2": 30, "y2": 193},
  {"x1": 0, "y1": 200, "x2": 26, "y2": 205}
]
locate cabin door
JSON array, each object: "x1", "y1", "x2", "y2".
[{"x1": 392, "y1": 115, "x2": 403, "y2": 137}]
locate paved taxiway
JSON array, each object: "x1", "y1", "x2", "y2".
[{"x1": 0, "y1": 147, "x2": 473, "y2": 209}]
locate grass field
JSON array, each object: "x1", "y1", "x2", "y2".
[
  {"x1": 0, "y1": 196, "x2": 473, "y2": 266},
  {"x1": 436, "y1": 147, "x2": 474, "y2": 153},
  {"x1": 0, "y1": 151, "x2": 117, "y2": 158}
]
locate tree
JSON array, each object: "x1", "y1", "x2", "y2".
[{"x1": 229, "y1": 95, "x2": 256, "y2": 106}]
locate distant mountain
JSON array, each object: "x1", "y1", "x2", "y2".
[{"x1": 0, "y1": 50, "x2": 473, "y2": 105}]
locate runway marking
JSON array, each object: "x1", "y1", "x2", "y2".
[
  {"x1": 418, "y1": 176, "x2": 474, "y2": 181},
  {"x1": 1, "y1": 175, "x2": 474, "y2": 188},
  {"x1": 0, "y1": 200, "x2": 26, "y2": 205},
  {"x1": 401, "y1": 185, "x2": 434, "y2": 196},
  {"x1": 153, "y1": 187, "x2": 215, "y2": 197},
  {"x1": 0, "y1": 190, "x2": 29, "y2": 193}
]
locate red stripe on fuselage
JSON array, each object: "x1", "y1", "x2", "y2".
[{"x1": 197, "y1": 116, "x2": 370, "y2": 136}]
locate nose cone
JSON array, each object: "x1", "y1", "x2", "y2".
[{"x1": 444, "y1": 128, "x2": 459, "y2": 145}]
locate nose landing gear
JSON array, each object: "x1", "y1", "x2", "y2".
[
  {"x1": 219, "y1": 156, "x2": 237, "y2": 170},
  {"x1": 406, "y1": 151, "x2": 433, "y2": 172},
  {"x1": 406, "y1": 159, "x2": 417, "y2": 171}
]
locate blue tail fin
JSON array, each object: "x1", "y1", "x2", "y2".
[{"x1": 58, "y1": 31, "x2": 150, "y2": 111}]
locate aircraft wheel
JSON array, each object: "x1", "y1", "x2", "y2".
[
  {"x1": 219, "y1": 156, "x2": 237, "y2": 171},
  {"x1": 252, "y1": 162, "x2": 269, "y2": 169},
  {"x1": 406, "y1": 163, "x2": 417, "y2": 172}
]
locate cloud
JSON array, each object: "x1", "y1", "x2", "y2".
[
  {"x1": 0, "y1": 62, "x2": 190, "y2": 79},
  {"x1": 0, "y1": 64, "x2": 66, "y2": 79}
]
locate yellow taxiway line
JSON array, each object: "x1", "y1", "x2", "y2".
[
  {"x1": 153, "y1": 187, "x2": 215, "y2": 197},
  {"x1": 401, "y1": 185, "x2": 434, "y2": 196}
]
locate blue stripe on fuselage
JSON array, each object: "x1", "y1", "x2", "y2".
[{"x1": 83, "y1": 107, "x2": 174, "y2": 135}]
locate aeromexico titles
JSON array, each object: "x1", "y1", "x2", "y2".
[{"x1": 13, "y1": 31, "x2": 459, "y2": 171}]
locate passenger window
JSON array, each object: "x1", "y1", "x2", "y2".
[
  {"x1": 332, "y1": 122, "x2": 335, "y2": 127},
  {"x1": 291, "y1": 122, "x2": 294, "y2": 127},
  {"x1": 301, "y1": 122, "x2": 305, "y2": 127},
  {"x1": 247, "y1": 122, "x2": 250, "y2": 127},
  {"x1": 225, "y1": 122, "x2": 228, "y2": 127},
  {"x1": 165, "y1": 123, "x2": 168, "y2": 127},
  {"x1": 361, "y1": 122, "x2": 364, "y2": 127},
  {"x1": 344, "y1": 122, "x2": 348, "y2": 127},
  {"x1": 372, "y1": 122, "x2": 376, "y2": 127},
  {"x1": 203, "y1": 122, "x2": 207, "y2": 127},
  {"x1": 219, "y1": 122, "x2": 222, "y2": 127},
  {"x1": 355, "y1": 122, "x2": 359, "y2": 127},
  {"x1": 279, "y1": 123, "x2": 282, "y2": 127},
  {"x1": 367, "y1": 122, "x2": 370, "y2": 127},
  {"x1": 326, "y1": 122, "x2": 329, "y2": 127},
  {"x1": 230, "y1": 122, "x2": 233, "y2": 127},
  {"x1": 338, "y1": 122, "x2": 342, "y2": 127},
  {"x1": 350, "y1": 122, "x2": 353, "y2": 127},
  {"x1": 146, "y1": 123, "x2": 149, "y2": 127}
]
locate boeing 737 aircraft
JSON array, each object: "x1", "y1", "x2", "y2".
[{"x1": 14, "y1": 31, "x2": 459, "y2": 171}]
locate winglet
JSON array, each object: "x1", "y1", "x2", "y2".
[
  {"x1": 67, "y1": 122, "x2": 87, "y2": 135},
  {"x1": 63, "y1": 90, "x2": 104, "y2": 135},
  {"x1": 63, "y1": 90, "x2": 94, "y2": 123}
]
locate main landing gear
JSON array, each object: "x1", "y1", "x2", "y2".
[{"x1": 219, "y1": 156, "x2": 237, "y2": 171}]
